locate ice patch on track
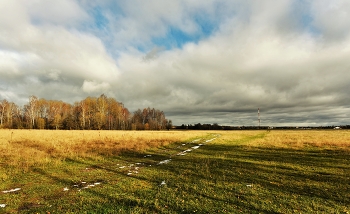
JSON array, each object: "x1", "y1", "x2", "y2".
[
  {"x1": 175, "y1": 136, "x2": 218, "y2": 156},
  {"x1": 2, "y1": 188, "x2": 21, "y2": 193},
  {"x1": 158, "y1": 159, "x2": 171, "y2": 165},
  {"x1": 205, "y1": 138, "x2": 216, "y2": 143},
  {"x1": 117, "y1": 162, "x2": 144, "y2": 176},
  {"x1": 62, "y1": 181, "x2": 102, "y2": 192}
]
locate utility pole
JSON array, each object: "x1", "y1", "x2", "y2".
[{"x1": 258, "y1": 108, "x2": 261, "y2": 129}]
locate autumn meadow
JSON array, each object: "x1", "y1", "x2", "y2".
[{"x1": 1, "y1": 129, "x2": 349, "y2": 213}]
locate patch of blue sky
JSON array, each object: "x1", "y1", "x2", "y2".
[
  {"x1": 92, "y1": 7, "x2": 109, "y2": 30},
  {"x1": 152, "y1": 17, "x2": 217, "y2": 50},
  {"x1": 195, "y1": 14, "x2": 218, "y2": 37},
  {"x1": 79, "y1": 5, "x2": 120, "y2": 57},
  {"x1": 300, "y1": 13, "x2": 320, "y2": 36},
  {"x1": 292, "y1": 0, "x2": 320, "y2": 36},
  {"x1": 152, "y1": 27, "x2": 199, "y2": 49},
  {"x1": 135, "y1": 45, "x2": 148, "y2": 53},
  {"x1": 77, "y1": 7, "x2": 108, "y2": 34}
]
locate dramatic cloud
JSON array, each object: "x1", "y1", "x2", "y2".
[{"x1": 1, "y1": 0, "x2": 350, "y2": 126}]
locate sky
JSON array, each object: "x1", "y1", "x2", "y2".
[{"x1": 1, "y1": 0, "x2": 350, "y2": 127}]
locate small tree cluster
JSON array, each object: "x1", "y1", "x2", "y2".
[{"x1": 131, "y1": 107, "x2": 171, "y2": 130}]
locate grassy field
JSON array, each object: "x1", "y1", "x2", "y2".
[{"x1": 0, "y1": 129, "x2": 349, "y2": 213}]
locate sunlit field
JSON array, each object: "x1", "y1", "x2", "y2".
[
  {"x1": 0, "y1": 130, "x2": 208, "y2": 173},
  {"x1": 1, "y1": 129, "x2": 349, "y2": 213}
]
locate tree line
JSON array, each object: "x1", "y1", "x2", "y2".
[{"x1": 0, "y1": 94, "x2": 172, "y2": 130}]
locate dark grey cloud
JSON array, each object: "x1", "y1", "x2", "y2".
[{"x1": 143, "y1": 47, "x2": 165, "y2": 61}]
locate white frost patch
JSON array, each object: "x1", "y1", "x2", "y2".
[
  {"x1": 63, "y1": 187, "x2": 69, "y2": 191},
  {"x1": 160, "y1": 181, "x2": 166, "y2": 186},
  {"x1": 177, "y1": 144, "x2": 203, "y2": 155},
  {"x1": 158, "y1": 159, "x2": 171, "y2": 165},
  {"x1": 2, "y1": 188, "x2": 21, "y2": 193},
  {"x1": 144, "y1": 154, "x2": 152, "y2": 157},
  {"x1": 0, "y1": 204, "x2": 6, "y2": 208},
  {"x1": 246, "y1": 184, "x2": 253, "y2": 187},
  {"x1": 177, "y1": 151, "x2": 187, "y2": 156},
  {"x1": 73, "y1": 181, "x2": 102, "y2": 191},
  {"x1": 205, "y1": 138, "x2": 216, "y2": 143}
]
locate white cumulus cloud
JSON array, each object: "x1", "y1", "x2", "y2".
[{"x1": 82, "y1": 80, "x2": 110, "y2": 94}]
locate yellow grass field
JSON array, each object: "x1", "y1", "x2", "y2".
[
  {"x1": 1, "y1": 129, "x2": 349, "y2": 173},
  {"x1": 1, "y1": 129, "x2": 349, "y2": 213},
  {"x1": 0, "y1": 129, "x2": 211, "y2": 172},
  {"x1": 220, "y1": 129, "x2": 350, "y2": 150}
]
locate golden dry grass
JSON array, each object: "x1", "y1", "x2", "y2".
[
  {"x1": 0, "y1": 129, "x2": 210, "y2": 172},
  {"x1": 1, "y1": 129, "x2": 349, "y2": 173},
  {"x1": 242, "y1": 130, "x2": 350, "y2": 150}
]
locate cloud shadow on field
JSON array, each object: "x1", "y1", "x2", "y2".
[
  {"x1": 14, "y1": 136, "x2": 350, "y2": 213},
  {"x1": 26, "y1": 158, "x2": 162, "y2": 213},
  {"x1": 146, "y1": 142, "x2": 350, "y2": 212}
]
